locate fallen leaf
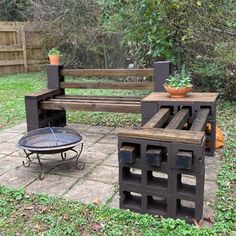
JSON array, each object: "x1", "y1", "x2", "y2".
[
  {"x1": 194, "y1": 219, "x2": 203, "y2": 228},
  {"x1": 93, "y1": 196, "x2": 100, "y2": 205},
  {"x1": 63, "y1": 213, "x2": 69, "y2": 220},
  {"x1": 24, "y1": 205, "x2": 34, "y2": 210},
  {"x1": 92, "y1": 222, "x2": 102, "y2": 231}
]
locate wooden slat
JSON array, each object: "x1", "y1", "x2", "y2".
[
  {"x1": 60, "y1": 69, "x2": 154, "y2": 77},
  {"x1": 21, "y1": 25, "x2": 28, "y2": 72},
  {"x1": 55, "y1": 95, "x2": 143, "y2": 101},
  {"x1": 25, "y1": 89, "x2": 59, "y2": 99},
  {"x1": 118, "y1": 127, "x2": 205, "y2": 145},
  {"x1": 144, "y1": 108, "x2": 171, "y2": 128},
  {"x1": 190, "y1": 108, "x2": 210, "y2": 131},
  {"x1": 0, "y1": 45, "x2": 23, "y2": 52},
  {"x1": 0, "y1": 60, "x2": 24, "y2": 66},
  {"x1": 48, "y1": 98, "x2": 140, "y2": 105},
  {"x1": 0, "y1": 60, "x2": 46, "y2": 66},
  {"x1": 166, "y1": 108, "x2": 190, "y2": 129},
  {"x1": 60, "y1": 81, "x2": 153, "y2": 90},
  {"x1": 39, "y1": 100, "x2": 141, "y2": 113}
]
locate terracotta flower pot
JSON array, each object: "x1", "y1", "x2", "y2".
[
  {"x1": 49, "y1": 54, "x2": 60, "y2": 65},
  {"x1": 164, "y1": 85, "x2": 192, "y2": 98}
]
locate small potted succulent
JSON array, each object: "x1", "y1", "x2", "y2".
[
  {"x1": 164, "y1": 67, "x2": 192, "y2": 98},
  {"x1": 48, "y1": 48, "x2": 61, "y2": 65}
]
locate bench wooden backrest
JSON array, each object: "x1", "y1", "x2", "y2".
[{"x1": 46, "y1": 61, "x2": 172, "y2": 92}]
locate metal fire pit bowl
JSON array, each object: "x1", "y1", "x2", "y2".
[{"x1": 18, "y1": 127, "x2": 84, "y2": 179}]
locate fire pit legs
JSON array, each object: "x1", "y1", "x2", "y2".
[
  {"x1": 74, "y1": 143, "x2": 85, "y2": 170},
  {"x1": 22, "y1": 149, "x2": 33, "y2": 167},
  {"x1": 36, "y1": 153, "x2": 44, "y2": 180},
  {"x1": 21, "y1": 143, "x2": 84, "y2": 180}
]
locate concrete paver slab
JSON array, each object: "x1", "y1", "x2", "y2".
[
  {"x1": 26, "y1": 174, "x2": 76, "y2": 197},
  {"x1": 0, "y1": 169, "x2": 38, "y2": 188},
  {"x1": 86, "y1": 126, "x2": 114, "y2": 134},
  {"x1": 85, "y1": 165, "x2": 118, "y2": 184},
  {"x1": 102, "y1": 153, "x2": 119, "y2": 167},
  {"x1": 64, "y1": 180, "x2": 115, "y2": 205}
]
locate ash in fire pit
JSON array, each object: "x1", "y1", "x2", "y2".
[{"x1": 18, "y1": 127, "x2": 84, "y2": 179}]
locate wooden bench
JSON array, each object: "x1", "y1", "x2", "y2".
[{"x1": 25, "y1": 61, "x2": 171, "y2": 131}]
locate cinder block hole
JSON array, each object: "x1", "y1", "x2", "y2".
[
  {"x1": 46, "y1": 110, "x2": 52, "y2": 117},
  {"x1": 176, "y1": 199, "x2": 195, "y2": 219},
  {"x1": 147, "y1": 171, "x2": 168, "y2": 189},
  {"x1": 181, "y1": 106, "x2": 192, "y2": 116},
  {"x1": 146, "y1": 145, "x2": 167, "y2": 164},
  {"x1": 177, "y1": 174, "x2": 196, "y2": 195},
  {"x1": 122, "y1": 167, "x2": 142, "y2": 184},
  {"x1": 200, "y1": 105, "x2": 212, "y2": 117},
  {"x1": 123, "y1": 191, "x2": 142, "y2": 210},
  {"x1": 147, "y1": 196, "x2": 167, "y2": 214},
  {"x1": 39, "y1": 113, "x2": 45, "y2": 120}
]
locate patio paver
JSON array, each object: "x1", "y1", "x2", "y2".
[{"x1": 0, "y1": 122, "x2": 221, "y2": 226}]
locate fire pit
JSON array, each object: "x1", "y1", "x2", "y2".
[{"x1": 18, "y1": 127, "x2": 84, "y2": 179}]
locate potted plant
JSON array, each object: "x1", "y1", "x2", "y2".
[
  {"x1": 48, "y1": 48, "x2": 60, "y2": 65},
  {"x1": 164, "y1": 67, "x2": 192, "y2": 98}
]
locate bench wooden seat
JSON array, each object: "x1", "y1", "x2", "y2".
[{"x1": 40, "y1": 95, "x2": 142, "y2": 113}]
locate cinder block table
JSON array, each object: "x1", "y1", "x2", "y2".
[
  {"x1": 141, "y1": 92, "x2": 218, "y2": 156},
  {"x1": 118, "y1": 92, "x2": 218, "y2": 223}
]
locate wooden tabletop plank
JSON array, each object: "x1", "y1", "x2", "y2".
[
  {"x1": 190, "y1": 108, "x2": 210, "y2": 131},
  {"x1": 142, "y1": 92, "x2": 219, "y2": 103},
  {"x1": 118, "y1": 127, "x2": 205, "y2": 145},
  {"x1": 143, "y1": 108, "x2": 171, "y2": 128},
  {"x1": 166, "y1": 108, "x2": 189, "y2": 129}
]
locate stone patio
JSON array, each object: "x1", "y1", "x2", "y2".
[{"x1": 0, "y1": 122, "x2": 221, "y2": 226}]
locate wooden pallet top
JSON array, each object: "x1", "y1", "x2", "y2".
[
  {"x1": 142, "y1": 92, "x2": 219, "y2": 103},
  {"x1": 118, "y1": 127, "x2": 205, "y2": 145}
]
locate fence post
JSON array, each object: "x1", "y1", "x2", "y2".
[
  {"x1": 154, "y1": 61, "x2": 172, "y2": 92},
  {"x1": 21, "y1": 25, "x2": 28, "y2": 73}
]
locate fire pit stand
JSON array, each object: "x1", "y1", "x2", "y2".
[{"x1": 18, "y1": 127, "x2": 85, "y2": 180}]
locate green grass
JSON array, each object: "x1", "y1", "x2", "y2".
[
  {"x1": 0, "y1": 73, "x2": 46, "y2": 129},
  {"x1": 0, "y1": 73, "x2": 235, "y2": 235}
]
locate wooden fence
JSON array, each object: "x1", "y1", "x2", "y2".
[{"x1": 0, "y1": 22, "x2": 47, "y2": 75}]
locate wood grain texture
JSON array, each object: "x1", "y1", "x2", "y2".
[
  {"x1": 142, "y1": 92, "x2": 219, "y2": 103},
  {"x1": 143, "y1": 108, "x2": 171, "y2": 128},
  {"x1": 60, "y1": 81, "x2": 154, "y2": 90},
  {"x1": 60, "y1": 69, "x2": 154, "y2": 77},
  {"x1": 166, "y1": 108, "x2": 189, "y2": 129},
  {"x1": 190, "y1": 108, "x2": 210, "y2": 131},
  {"x1": 118, "y1": 127, "x2": 205, "y2": 144},
  {"x1": 39, "y1": 100, "x2": 141, "y2": 113},
  {"x1": 55, "y1": 95, "x2": 143, "y2": 101}
]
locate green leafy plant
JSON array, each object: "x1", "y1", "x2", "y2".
[
  {"x1": 165, "y1": 67, "x2": 192, "y2": 88},
  {"x1": 48, "y1": 48, "x2": 60, "y2": 56}
]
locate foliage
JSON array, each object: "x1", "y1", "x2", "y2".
[
  {"x1": 48, "y1": 48, "x2": 60, "y2": 56},
  {"x1": 102, "y1": 0, "x2": 236, "y2": 99},
  {"x1": 0, "y1": 0, "x2": 27, "y2": 21},
  {"x1": 165, "y1": 67, "x2": 191, "y2": 88}
]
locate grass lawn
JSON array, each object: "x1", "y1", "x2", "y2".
[{"x1": 0, "y1": 73, "x2": 235, "y2": 235}]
